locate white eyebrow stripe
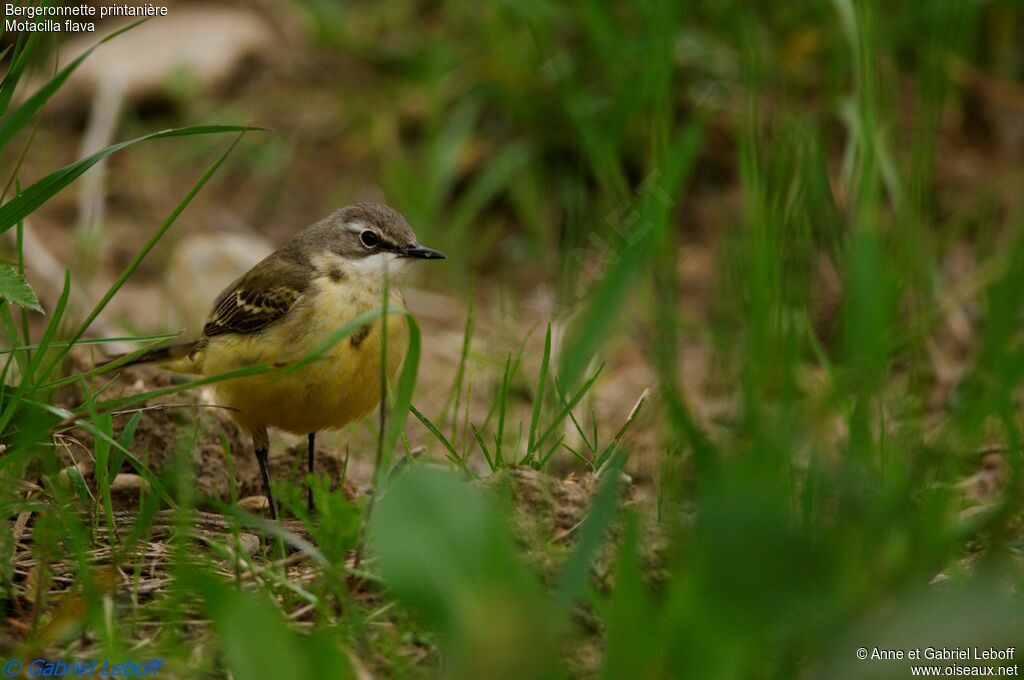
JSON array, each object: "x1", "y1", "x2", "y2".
[{"x1": 346, "y1": 222, "x2": 405, "y2": 251}]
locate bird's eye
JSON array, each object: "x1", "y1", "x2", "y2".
[{"x1": 360, "y1": 230, "x2": 380, "y2": 248}]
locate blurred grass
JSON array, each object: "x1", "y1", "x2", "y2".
[{"x1": 2, "y1": 0, "x2": 1024, "y2": 678}]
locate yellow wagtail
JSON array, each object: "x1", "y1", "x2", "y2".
[{"x1": 109, "y1": 203, "x2": 445, "y2": 519}]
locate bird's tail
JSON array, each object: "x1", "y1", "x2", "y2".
[{"x1": 99, "y1": 341, "x2": 199, "y2": 373}]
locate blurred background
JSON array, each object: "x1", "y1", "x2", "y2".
[{"x1": 3, "y1": 0, "x2": 1024, "y2": 677}]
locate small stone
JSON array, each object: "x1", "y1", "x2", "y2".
[
  {"x1": 55, "y1": 462, "x2": 92, "y2": 491},
  {"x1": 237, "y1": 533, "x2": 261, "y2": 556},
  {"x1": 165, "y1": 232, "x2": 274, "y2": 331},
  {"x1": 238, "y1": 495, "x2": 270, "y2": 512},
  {"x1": 109, "y1": 473, "x2": 150, "y2": 500}
]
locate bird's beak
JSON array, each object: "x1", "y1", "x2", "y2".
[{"x1": 403, "y1": 244, "x2": 447, "y2": 260}]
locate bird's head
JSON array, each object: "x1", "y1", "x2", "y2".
[{"x1": 299, "y1": 203, "x2": 446, "y2": 281}]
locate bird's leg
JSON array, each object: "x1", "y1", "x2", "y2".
[
  {"x1": 252, "y1": 428, "x2": 277, "y2": 521},
  {"x1": 307, "y1": 431, "x2": 316, "y2": 514},
  {"x1": 255, "y1": 448, "x2": 277, "y2": 521}
]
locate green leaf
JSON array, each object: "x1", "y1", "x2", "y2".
[
  {"x1": 110, "y1": 410, "x2": 143, "y2": 486},
  {"x1": 92, "y1": 412, "x2": 117, "y2": 536},
  {"x1": 370, "y1": 466, "x2": 559, "y2": 677},
  {"x1": 601, "y1": 512, "x2": 659, "y2": 678},
  {"x1": 553, "y1": 456, "x2": 623, "y2": 613},
  {"x1": 0, "y1": 265, "x2": 41, "y2": 312},
  {"x1": 64, "y1": 465, "x2": 93, "y2": 505},
  {"x1": 0, "y1": 271, "x2": 69, "y2": 436}
]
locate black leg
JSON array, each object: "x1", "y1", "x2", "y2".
[
  {"x1": 255, "y1": 445, "x2": 278, "y2": 521},
  {"x1": 307, "y1": 432, "x2": 316, "y2": 514}
]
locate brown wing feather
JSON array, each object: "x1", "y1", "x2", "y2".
[
  {"x1": 201, "y1": 254, "x2": 311, "y2": 338},
  {"x1": 203, "y1": 286, "x2": 301, "y2": 337}
]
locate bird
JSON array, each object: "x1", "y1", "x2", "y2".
[{"x1": 106, "y1": 203, "x2": 445, "y2": 519}]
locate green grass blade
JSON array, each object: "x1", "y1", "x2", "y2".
[
  {"x1": 553, "y1": 455, "x2": 623, "y2": 614},
  {"x1": 536, "y1": 434, "x2": 566, "y2": 470},
  {"x1": 111, "y1": 409, "x2": 143, "y2": 486},
  {"x1": 41, "y1": 335, "x2": 183, "y2": 390},
  {"x1": 7, "y1": 397, "x2": 177, "y2": 509},
  {"x1": 0, "y1": 302, "x2": 29, "y2": 381},
  {"x1": 89, "y1": 364, "x2": 277, "y2": 414},
  {"x1": 557, "y1": 120, "x2": 705, "y2": 390},
  {"x1": 411, "y1": 403, "x2": 458, "y2": 457},
  {"x1": 40, "y1": 132, "x2": 253, "y2": 379},
  {"x1": 0, "y1": 125, "x2": 263, "y2": 233},
  {"x1": 378, "y1": 316, "x2": 421, "y2": 484},
  {"x1": 442, "y1": 283, "x2": 474, "y2": 438},
  {"x1": 0, "y1": 332, "x2": 181, "y2": 356},
  {"x1": 471, "y1": 423, "x2": 495, "y2": 471},
  {"x1": 92, "y1": 410, "x2": 117, "y2": 540},
  {"x1": 0, "y1": 20, "x2": 144, "y2": 151},
  {"x1": 529, "y1": 365, "x2": 604, "y2": 458},
  {"x1": 282, "y1": 306, "x2": 405, "y2": 375},
  {"x1": 16, "y1": 208, "x2": 32, "y2": 367},
  {"x1": 0, "y1": 33, "x2": 38, "y2": 117},
  {"x1": 595, "y1": 389, "x2": 649, "y2": 472},
  {"x1": 412, "y1": 403, "x2": 476, "y2": 478},
  {"x1": 0, "y1": 271, "x2": 70, "y2": 435},
  {"x1": 522, "y1": 322, "x2": 552, "y2": 465},
  {"x1": 493, "y1": 353, "x2": 512, "y2": 468},
  {"x1": 561, "y1": 441, "x2": 596, "y2": 472}
]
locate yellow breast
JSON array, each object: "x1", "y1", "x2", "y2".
[{"x1": 198, "y1": 275, "x2": 409, "y2": 435}]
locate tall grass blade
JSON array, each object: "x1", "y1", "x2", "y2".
[
  {"x1": 553, "y1": 455, "x2": 623, "y2": 614},
  {"x1": 557, "y1": 119, "x2": 705, "y2": 389},
  {"x1": 378, "y1": 316, "x2": 421, "y2": 485},
  {"x1": 0, "y1": 33, "x2": 38, "y2": 117},
  {"x1": 521, "y1": 322, "x2": 551, "y2": 465},
  {"x1": 40, "y1": 132, "x2": 254, "y2": 378},
  {"x1": 529, "y1": 365, "x2": 603, "y2": 458},
  {"x1": 0, "y1": 20, "x2": 145, "y2": 150},
  {"x1": 0, "y1": 125, "x2": 263, "y2": 233},
  {"x1": 493, "y1": 353, "x2": 512, "y2": 468}
]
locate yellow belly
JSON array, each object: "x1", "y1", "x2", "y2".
[{"x1": 196, "y1": 282, "x2": 409, "y2": 435}]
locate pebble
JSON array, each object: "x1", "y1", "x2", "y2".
[
  {"x1": 109, "y1": 473, "x2": 150, "y2": 499},
  {"x1": 237, "y1": 495, "x2": 270, "y2": 512}
]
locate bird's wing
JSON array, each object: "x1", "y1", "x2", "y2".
[{"x1": 202, "y1": 256, "x2": 310, "y2": 338}]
